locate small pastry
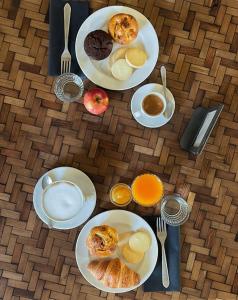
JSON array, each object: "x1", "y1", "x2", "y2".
[
  {"x1": 86, "y1": 225, "x2": 118, "y2": 257},
  {"x1": 84, "y1": 30, "x2": 113, "y2": 60},
  {"x1": 122, "y1": 243, "x2": 144, "y2": 264},
  {"x1": 108, "y1": 13, "x2": 138, "y2": 45},
  {"x1": 88, "y1": 258, "x2": 140, "y2": 288},
  {"x1": 129, "y1": 231, "x2": 151, "y2": 253},
  {"x1": 118, "y1": 231, "x2": 134, "y2": 247},
  {"x1": 109, "y1": 47, "x2": 127, "y2": 66},
  {"x1": 125, "y1": 48, "x2": 147, "y2": 68},
  {"x1": 111, "y1": 59, "x2": 133, "y2": 80}
]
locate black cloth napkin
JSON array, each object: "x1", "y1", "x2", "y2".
[
  {"x1": 143, "y1": 216, "x2": 181, "y2": 292},
  {"x1": 48, "y1": 0, "x2": 90, "y2": 76}
]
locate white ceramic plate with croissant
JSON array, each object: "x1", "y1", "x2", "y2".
[{"x1": 75, "y1": 210, "x2": 158, "y2": 293}]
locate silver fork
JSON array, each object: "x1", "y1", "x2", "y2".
[
  {"x1": 156, "y1": 217, "x2": 170, "y2": 288},
  {"x1": 61, "y1": 3, "x2": 71, "y2": 74}
]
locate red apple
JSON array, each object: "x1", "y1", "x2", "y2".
[{"x1": 83, "y1": 88, "x2": 109, "y2": 115}]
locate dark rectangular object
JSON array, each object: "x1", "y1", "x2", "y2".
[
  {"x1": 143, "y1": 216, "x2": 180, "y2": 292},
  {"x1": 48, "y1": 0, "x2": 89, "y2": 76},
  {"x1": 180, "y1": 105, "x2": 223, "y2": 155}
]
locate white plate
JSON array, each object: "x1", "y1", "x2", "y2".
[
  {"x1": 131, "y1": 83, "x2": 175, "y2": 128},
  {"x1": 75, "y1": 6, "x2": 159, "y2": 90},
  {"x1": 33, "y1": 167, "x2": 96, "y2": 230},
  {"x1": 75, "y1": 210, "x2": 158, "y2": 293}
]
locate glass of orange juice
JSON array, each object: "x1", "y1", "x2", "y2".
[
  {"x1": 131, "y1": 173, "x2": 164, "y2": 207},
  {"x1": 110, "y1": 183, "x2": 132, "y2": 207}
]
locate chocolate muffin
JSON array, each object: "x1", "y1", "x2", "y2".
[{"x1": 84, "y1": 30, "x2": 113, "y2": 60}]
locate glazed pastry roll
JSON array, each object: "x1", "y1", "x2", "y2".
[{"x1": 87, "y1": 225, "x2": 118, "y2": 257}]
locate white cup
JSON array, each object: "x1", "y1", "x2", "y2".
[
  {"x1": 134, "y1": 92, "x2": 167, "y2": 118},
  {"x1": 42, "y1": 180, "x2": 85, "y2": 222}
]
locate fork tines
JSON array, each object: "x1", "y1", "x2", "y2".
[
  {"x1": 61, "y1": 59, "x2": 71, "y2": 74},
  {"x1": 156, "y1": 217, "x2": 167, "y2": 233}
]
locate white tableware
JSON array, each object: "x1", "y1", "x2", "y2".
[
  {"x1": 131, "y1": 83, "x2": 175, "y2": 128},
  {"x1": 75, "y1": 210, "x2": 158, "y2": 293},
  {"x1": 156, "y1": 217, "x2": 170, "y2": 288},
  {"x1": 33, "y1": 167, "x2": 96, "y2": 230},
  {"x1": 75, "y1": 6, "x2": 159, "y2": 90},
  {"x1": 160, "y1": 66, "x2": 173, "y2": 118},
  {"x1": 41, "y1": 174, "x2": 54, "y2": 228},
  {"x1": 134, "y1": 92, "x2": 167, "y2": 119},
  {"x1": 42, "y1": 180, "x2": 85, "y2": 221},
  {"x1": 61, "y1": 3, "x2": 71, "y2": 73}
]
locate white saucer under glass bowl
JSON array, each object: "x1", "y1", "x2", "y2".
[
  {"x1": 33, "y1": 167, "x2": 96, "y2": 230},
  {"x1": 75, "y1": 6, "x2": 159, "y2": 90},
  {"x1": 131, "y1": 83, "x2": 175, "y2": 128},
  {"x1": 75, "y1": 210, "x2": 158, "y2": 293}
]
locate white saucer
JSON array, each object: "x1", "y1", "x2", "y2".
[
  {"x1": 33, "y1": 167, "x2": 96, "y2": 230},
  {"x1": 131, "y1": 83, "x2": 175, "y2": 128}
]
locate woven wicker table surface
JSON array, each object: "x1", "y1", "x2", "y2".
[{"x1": 0, "y1": 0, "x2": 238, "y2": 299}]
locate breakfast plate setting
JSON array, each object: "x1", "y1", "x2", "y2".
[
  {"x1": 33, "y1": 164, "x2": 182, "y2": 293},
  {"x1": 49, "y1": 1, "x2": 174, "y2": 128},
  {"x1": 1, "y1": 0, "x2": 231, "y2": 296},
  {"x1": 75, "y1": 6, "x2": 159, "y2": 90},
  {"x1": 76, "y1": 210, "x2": 158, "y2": 293},
  {"x1": 36, "y1": 0, "x2": 183, "y2": 294}
]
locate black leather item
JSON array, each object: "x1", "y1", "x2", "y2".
[
  {"x1": 180, "y1": 105, "x2": 223, "y2": 155},
  {"x1": 143, "y1": 216, "x2": 180, "y2": 292},
  {"x1": 48, "y1": 0, "x2": 89, "y2": 76}
]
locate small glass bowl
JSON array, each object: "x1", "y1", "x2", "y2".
[
  {"x1": 54, "y1": 73, "x2": 84, "y2": 102},
  {"x1": 131, "y1": 174, "x2": 164, "y2": 207},
  {"x1": 110, "y1": 183, "x2": 132, "y2": 207}
]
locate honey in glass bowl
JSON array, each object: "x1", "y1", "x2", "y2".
[
  {"x1": 110, "y1": 183, "x2": 132, "y2": 207},
  {"x1": 131, "y1": 174, "x2": 164, "y2": 207}
]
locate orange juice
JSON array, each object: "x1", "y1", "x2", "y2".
[
  {"x1": 132, "y1": 174, "x2": 163, "y2": 207},
  {"x1": 110, "y1": 183, "x2": 132, "y2": 207}
]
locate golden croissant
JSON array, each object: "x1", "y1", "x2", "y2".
[
  {"x1": 87, "y1": 225, "x2": 118, "y2": 257},
  {"x1": 87, "y1": 258, "x2": 140, "y2": 288}
]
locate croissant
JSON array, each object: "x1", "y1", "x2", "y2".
[
  {"x1": 87, "y1": 225, "x2": 118, "y2": 257},
  {"x1": 87, "y1": 258, "x2": 140, "y2": 288}
]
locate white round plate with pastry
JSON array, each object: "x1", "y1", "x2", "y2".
[
  {"x1": 75, "y1": 6, "x2": 159, "y2": 90},
  {"x1": 75, "y1": 210, "x2": 158, "y2": 293}
]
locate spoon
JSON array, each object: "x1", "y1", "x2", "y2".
[
  {"x1": 160, "y1": 66, "x2": 170, "y2": 119},
  {"x1": 42, "y1": 174, "x2": 53, "y2": 189},
  {"x1": 41, "y1": 174, "x2": 54, "y2": 229}
]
